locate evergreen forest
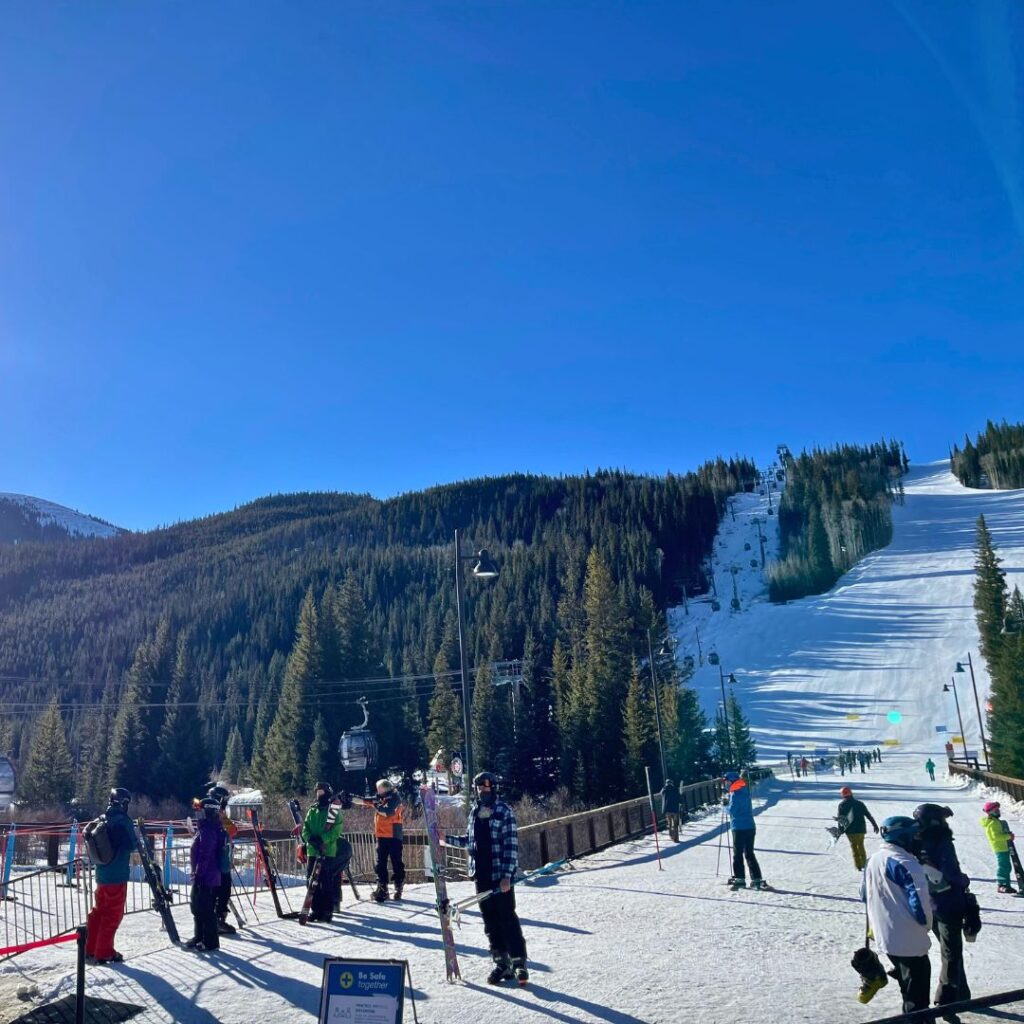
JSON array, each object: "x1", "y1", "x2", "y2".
[
  {"x1": 0, "y1": 460, "x2": 758, "y2": 811},
  {"x1": 951, "y1": 421, "x2": 1024, "y2": 490}
]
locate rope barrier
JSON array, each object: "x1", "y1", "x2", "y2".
[{"x1": 0, "y1": 930, "x2": 79, "y2": 958}]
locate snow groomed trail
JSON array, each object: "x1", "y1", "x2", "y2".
[{"x1": 3, "y1": 760, "x2": 1021, "y2": 1023}]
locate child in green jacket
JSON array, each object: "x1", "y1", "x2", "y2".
[{"x1": 981, "y1": 801, "x2": 1016, "y2": 894}]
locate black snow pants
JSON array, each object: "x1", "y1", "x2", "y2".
[
  {"x1": 215, "y1": 871, "x2": 232, "y2": 921},
  {"x1": 375, "y1": 838, "x2": 406, "y2": 890},
  {"x1": 190, "y1": 883, "x2": 220, "y2": 949},
  {"x1": 475, "y1": 878, "x2": 527, "y2": 964},
  {"x1": 732, "y1": 828, "x2": 762, "y2": 882},
  {"x1": 888, "y1": 954, "x2": 931, "y2": 1014},
  {"x1": 933, "y1": 912, "x2": 971, "y2": 1007}
]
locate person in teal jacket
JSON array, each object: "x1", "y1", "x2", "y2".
[
  {"x1": 723, "y1": 771, "x2": 766, "y2": 890},
  {"x1": 925, "y1": 759, "x2": 936, "y2": 782},
  {"x1": 981, "y1": 801, "x2": 1016, "y2": 893},
  {"x1": 85, "y1": 787, "x2": 136, "y2": 964},
  {"x1": 301, "y1": 782, "x2": 345, "y2": 921}
]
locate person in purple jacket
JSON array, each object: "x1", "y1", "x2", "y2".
[{"x1": 188, "y1": 797, "x2": 227, "y2": 951}]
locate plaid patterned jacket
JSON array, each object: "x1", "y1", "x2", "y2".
[{"x1": 466, "y1": 800, "x2": 519, "y2": 883}]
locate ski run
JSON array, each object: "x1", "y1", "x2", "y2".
[{"x1": 3, "y1": 460, "x2": 1023, "y2": 1023}]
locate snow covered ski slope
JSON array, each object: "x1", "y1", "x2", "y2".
[{"x1": 677, "y1": 460, "x2": 1024, "y2": 759}]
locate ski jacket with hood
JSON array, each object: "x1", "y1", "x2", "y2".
[
  {"x1": 862, "y1": 844, "x2": 933, "y2": 957},
  {"x1": 981, "y1": 814, "x2": 1012, "y2": 853},
  {"x1": 918, "y1": 824, "x2": 969, "y2": 917},
  {"x1": 836, "y1": 797, "x2": 877, "y2": 835},
  {"x1": 94, "y1": 805, "x2": 135, "y2": 886},
  {"x1": 302, "y1": 801, "x2": 345, "y2": 858},
  {"x1": 190, "y1": 817, "x2": 226, "y2": 889},
  {"x1": 724, "y1": 778, "x2": 755, "y2": 830}
]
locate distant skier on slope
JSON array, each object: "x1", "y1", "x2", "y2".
[
  {"x1": 836, "y1": 786, "x2": 879, "y2": 871},
  {"x1": 722, "y1": 770, "x2": 767, "y2": 890},
  {"x1": 925, "y1": 759, "x2": 936, "y2": 782},
  {"x1": 660, "y1": 778, "x2": 680, "y2": 842}
]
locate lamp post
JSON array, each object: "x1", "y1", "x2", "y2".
[
  {"x1": 718, "y1": 665, "x2": 736, "y2": 766},
  {"x1": 943, "y1": 679, "x2": 968, "y2": 761},
  {"x1": 955, "y1": 653, "x2": 990, "y2": 769},
  {"x1": 454, "y1": 528, "x2": 499, "y2": 794},
  {"x1": 646, "y1": 629, "x2": 669, "y2": 784}
]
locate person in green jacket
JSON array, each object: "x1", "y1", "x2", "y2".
[
  {"x1": 925, "y1": 759, "x2": 936, "y2": 782},
  {"x1": 301, "y1": 781, "x2": 345, "y2": 921},
  {"x1": 981, "y1": 801, "x2": 1016, "y2": 894},
  {"x1": 836, "y1": 786, "x2": 879, "y2": 870}
]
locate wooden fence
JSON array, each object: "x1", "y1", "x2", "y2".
[{"x1": 947, "y1": 763, "x2": 1024, "y2": 803}]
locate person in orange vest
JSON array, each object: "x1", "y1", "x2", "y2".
[{"x1": 360, "y1": 779, "x2": 405, "y2": 902}]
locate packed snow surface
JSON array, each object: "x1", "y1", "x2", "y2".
[
  {"x1": 2, "y1": 762, "x2": 1022, "y2": 1023},
  {"x1": 678, "y1": 461, "x2": 1024, "y2": 759},
  {"x1": 0, "y1": 493, "x2": 122, "y2": 538}
]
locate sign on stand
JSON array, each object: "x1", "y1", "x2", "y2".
[{"x1": 319, "y1": 959, "x2": 411, "y2": 1024}]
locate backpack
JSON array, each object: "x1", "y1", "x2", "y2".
[{"x1": 84, "y1": 815, "x2": 115, "y2": 865}]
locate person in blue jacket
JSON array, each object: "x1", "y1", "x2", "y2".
[
  {"x1": 85, "y1": 787, "x2": 135, "y2": 964},
  {"x1": 723, "y1": 771, "x2": 767, "y2": 890}
]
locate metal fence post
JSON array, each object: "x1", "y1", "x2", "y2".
[{"x1": 76, "y1": 926, "x2": 87, "y2": 1024}]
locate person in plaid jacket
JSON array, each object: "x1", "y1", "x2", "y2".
[{"x1": 466, "y1": 771, "x2": 529, "y2": 986}]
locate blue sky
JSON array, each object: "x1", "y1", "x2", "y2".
[{"x1": 2, "y1": 1, "x2": 1022, "y2": 530}]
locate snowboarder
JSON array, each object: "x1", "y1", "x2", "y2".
[
  {"x1": 301, "y1": 781, "x2": 345, "y2": 920},
  {"x1": 188, "y1": 797, "x2": 226, "y2": 951},
  {"x1": 722, "y1": 771, "x2": 766, "y2": 890},
  {"x1": 84, "y1": 787, "x2": 135, "y2": 965},
  {"x1": 914, "y1": 803, "x2": 971, "y2": 1012},
  {"x1": 466, "y1": 770, "x2": 528, "y2": 985},
  {"x1": 925, "y1": 759, "x2": 936, "y2": 782},
  {"x1": 980, "y1": 801, "x2": 1016, "y2": 894},
  {"x1": 358, "y1": 778, "x2": 405, "y2": 901},
  {"x1": 862, "y1": 816, "x2": 932, "y2": 1014},
  {"x1": 836, "y1": 786, "x2": 879, "y2": 871},
  {"x1": 206, "y1": 783, "x2": 238, "y2": 934},
  {"x1": 660, "y1": 778, "x2": 680, "y2": 842}
]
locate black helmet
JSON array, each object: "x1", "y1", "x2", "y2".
[
  {"x1": 314, "y1": 781, "x2": 333, "y2": 799},
  {"x1": 473, "y1": 771, "x2": 499, "y2": 791},
  {"x1": 913, "y1": 803, "x2": 953, "y2": 828},
  {"x1": 664, "y1": 779, "x2": 675, "y2": 788},
  {"x1": 200, "y1": 797, "x2": 221, "y2": 821},
  {"x1": 207, "y1": 783, "x2": 231, "y2": 807},
  {"x1": 109, "y1": 787, "x2": 132, "y2": 810}
]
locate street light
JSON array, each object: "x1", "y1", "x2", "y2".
[
  {"x1": 646, "y1": 629, "x2": 669, "y2": 784},
  {"x1": 955, "y1": 653, "x2": 990, "y2": 769},
  {"x1": 718, "y1": 666, "x2": 737, "y2": 766},
  {"x1": 942, "y1": 679, "x2": 968, "y2": 761},
  {"x1": 454, "y1": 529, "x2": 500, "y2": 793}
]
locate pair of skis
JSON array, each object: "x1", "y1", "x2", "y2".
[
  {"x1": 247, "y1": 807, "x2": 298, "y2": 919},
  {"x1": 133, "y1": 819, "x2": 181, "y2": 945},
  {"x1": 445, "y1": 859, "x2": 568, "y2": 926},
  {"x1": 421, "y1": 784, "x2": 461, "y2": 981},
  {"x1": 286, "y1": 797, "x2": 359, "y2": 924}
]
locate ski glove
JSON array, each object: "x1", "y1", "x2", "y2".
[{"x1": 297, "y1": 844, "x2": 307, "y2": 864}]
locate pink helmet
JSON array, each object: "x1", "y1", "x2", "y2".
[{"x1": 983, "y1": 801, "x2": 1000, "y2": 814}]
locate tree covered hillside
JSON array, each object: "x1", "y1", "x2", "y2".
[
  {"x1": 951, "y1": 420, "x2": 1024, "y2": 490},
  {"x1": 0, "y1": 459, "x2": 756, "y2": 809}
]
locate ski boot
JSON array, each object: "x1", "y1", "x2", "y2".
[
  {"x1": 997, "y1": 884, "x2": 1017, "y2": 894},
  {"x1": 857, "y1": 973, "x2": 888, "y2": 1004},
  {"x1": 217, "y1": 915, "x2": 237, "y2": 936},
  {"x1": 750, "y1": 879, "x2": 771, "y2": 891},
  {"x1": 372, "y1": 884, "x2": 389, "y2": 903},
  {"x1": 487, "y1": 957, "x2": 514, "y2": 985},
  {"x1": 392, "y1": 885, "x2": 403, "y2": 901},
  {"x1": 727, "y1": 877, "x2": 746, "y2": 890},
  {"x1": 512, "y1": 957, "x2": 529, "y2": 987}
]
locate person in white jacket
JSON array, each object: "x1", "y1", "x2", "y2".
[{"x1": 863, "y1": 816, "x2": 933, "y2": 1014}]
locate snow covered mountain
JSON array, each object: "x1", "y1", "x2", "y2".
[
  {"x1": 0, "y1": 493, "x2": 123, "y2": 543},
  {"x1": 676, "y1": 459, "x2": 1024, "y2": 761}
]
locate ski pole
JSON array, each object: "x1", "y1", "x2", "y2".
[
  {"x1": 644, "y1": 767, "x2": 664, "y2": 872},
  {"x1": 715, "y1": 807, "x2": 725, "y2": 877}
]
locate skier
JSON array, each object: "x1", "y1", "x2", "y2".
[
  {"x1": 862, "y1": 816, "x2": 932, "y2": 1014},
  {"x1": 914, "y1": 803, "x2": 971, "y2": 1013},
  {"x1": 466, "y1": 770, "x2": 528, "y2": 985},
  {"x1": 980, "y1": 801, "x2": 1016, "y2": 894},
  {"x1": 359, "y1": 778, "x2": 405, "y2": 902},
  {"x1": 187, "y1": 797, "x2": 226, "y2": 951},
  {"x1": 660, "y1": 778, "x2": 680, "y2": 842},
  {"x1": 84, "y1": 787, "x2": 135, "y2": 965},
  {"x1": 722, "y1": 770, "x2": 766, "y2": 890},
  {"x1": 301, "y1": 781, "x2": 345, "y2": 921},
  {"x1": 206, "y1": 783, "x2": 238, "y2": 935},
  {"x1": 925, "y1": 759, "x2": 936, "y2": 782},
  {"x1": 836, "y1": 786, "x2": 879, "y2": 871}
]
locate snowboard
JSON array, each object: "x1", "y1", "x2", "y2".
[
  {"x1": 420, "y1": 785, "x2": 461, "y2": 981},
  {"x1": 1008, "y1": 839, "x2": 1024, "y2": 895},
  {"x1": 133, "y1": 819, "x2": 181, "y2": 945},
  {"x1": 247, "y1": 808, "x2": 298, "y2": 919}
]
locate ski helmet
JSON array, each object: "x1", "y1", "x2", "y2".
[
  {"x1": 314, "y1": 781, "x2": 333, "y2": 796},
  {"x1": 839, "y1": 786, "x2": 853, "y2": 798},
  {"x1": 880, "y1": 815, "x2": 920, "y2": 850},
  {"x1": 207, "y1": 783, "x2": 230, "y2": 808},
  {"x1": 108, "y1": 787, "x2": 132, "y2": 810},
  {"x1": 983, "y1": 801, "x2": 1000, "y2": 815},
  {"x1": 722, "y1": 771, "x2": 740, "y2": 783},
  {"x1": 473, "y1": 771, "x2": 499, "y2": 792},
  {"x1": 664, "y1": 779, "x2": 675, "y2": 789},
  {"x1": 200, "y1": 797, "x2": 221, "y2": 821},
  {"x1": 913, "y1": 803, "x2": 953, "y2": 828}
]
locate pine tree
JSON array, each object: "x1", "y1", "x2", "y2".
[
  {"x1": 153, "y1": 636, "x2": 210, "y2": 802},
  {"x1": 974, "y1": 514, "x2": 1008, "y2": 666},
  {"x1": 426, "y1": 617, "x2": 464, "y2": 788},
  {"x1": 622, "y1": 659, "x2": 653, "y2": 793},
  {"x1": 990, "y1": 586, "x2": 1024, "y2": 776},
  {"x1": 107, "y1": 637, "x2": 160, "y2": 794},
  {"x1": 675, "y1": 686, "x2": 712, "y2": 782},
  {"x1": 305, "y1": 715, "x2": 331, "y2": 793},
  {"x1": 807, "y1": 507, "x2": 834, "y2": 589},
  {"x1": 727, "y1": 691, "x2": 757, "y2": 768},
  {"x1": 222, "y1": 724, "x2": 245, "y2": 784},
  {"x1": 257, "y1": 588, "x2": 321, "y2": 795},
  {"x1": 19, "y1": 697, "x2": 75, "y2": 808},
  {"x1": 79, "y1": 681, "x2": 116, "y2": 807}
]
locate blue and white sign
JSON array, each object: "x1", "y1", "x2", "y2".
[
  {"x1": 319, "y1": 959, "x2": 405, "y2": 1024},
  {"x1": 934, "y1": 725, "x2": 947, "y2": 733}
]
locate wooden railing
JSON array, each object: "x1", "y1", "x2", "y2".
[{"x1": 947, "y1": 763, "x2": 1024, "y2": 803}]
